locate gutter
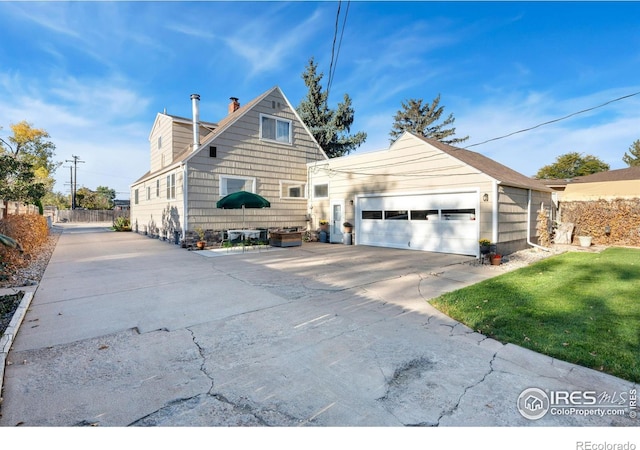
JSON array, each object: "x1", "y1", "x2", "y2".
[{"x1": 527, "y1": 189, "x2": 550, "y2": 252}]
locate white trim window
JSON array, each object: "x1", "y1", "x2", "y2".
[
  {"x1": 146, "y1": 186, "x2": 151, "y2": 201},
  {"x1": 220, "y1": 175, "x2": 256, "y2": 196},
  {"x1": 313, "y1": 183, "x2": 329, "y2": 199},
  {"x1": 260, "y1": 114, "x2": 291, "y2": 144},
  {"x1": 166, "y1": 173, "x2": 176, "y2": 200},
  {"x1": 280, "y1": 180, "x2": 307, "y2": 199}
]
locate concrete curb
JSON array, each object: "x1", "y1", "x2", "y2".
[{"x1": 1, "y1": 290, "x2": 35, "y2": 401}]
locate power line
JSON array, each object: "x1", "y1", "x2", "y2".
[
  {"x1": 465, "y1": 91, "x2": 640, "y2": 149},
  {"x1": 326, "y1": 0, "x2": 350, "y2": 103}
]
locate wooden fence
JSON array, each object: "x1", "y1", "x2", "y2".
[
  {"x1": 56, "y1": 209, "x2": 130, "y2": 223},
  {"x1": 0, "y1": 201, "x2": 39, "y2": 220}
]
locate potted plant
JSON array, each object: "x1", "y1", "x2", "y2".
[
  {"x1": 491, "y1": 253, "x2": 502, "y2": 265},
  {"x1": 343, "y1": 222, "x2": 353, "y2": 233},
  {"x1": 479, "y1": 239, "x2": 491, "y2": 255},
  {"x1": 319, "y1": 219, "x2": 329, "y2": 231},
  {"x1": 195, "y1": 227, "x2": 206, "y2": 250}
]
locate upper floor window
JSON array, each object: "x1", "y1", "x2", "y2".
[
  {"x1": 156, "y1": 179, "x2": 160, "y2": 197},
  {"x1": 157, "y1": 136, "x2": 162, "y2": 149},
  {"x1": 260, "y1": 114, "x2": 291, "y2": 144},
  {"x1": 166, "y1": 173, "x2": 176, "y2": 200}
]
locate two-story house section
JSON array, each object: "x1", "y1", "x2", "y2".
[{"x1": 130, "y1": 86, "x2": 327, "y2": 241}]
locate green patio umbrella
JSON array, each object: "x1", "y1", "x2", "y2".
[{"x1": 216, "y1": 190, "x2": 271, "y2": 231}]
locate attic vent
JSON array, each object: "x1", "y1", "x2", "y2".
[
  {"x1": 209, "y1": 146, "x2": 217, "y2": 158},
  {"x1": 271, "y1": 101, "x2": 282, "y2": 109}
]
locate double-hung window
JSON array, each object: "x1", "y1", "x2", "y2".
[
  {"x1": 260, "y1": 114, "x2": 291, "y2": 144},
  {"x1": 166, "y1": 173, "x2": 176, "y2": 200}
]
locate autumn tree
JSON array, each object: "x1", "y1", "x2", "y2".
[
  {"x1": 0, "y1": 154, "x2": 46, "y2": 203},
  {"x1": 622, "y1": 139, "x2": 640, "y2": 167},
  {"x1": 535, "y1": 152, "x2": 610, "y2": 179},
  {"x1": 297, "y1": 57, "x2": 367, "y2": 158},
  {"x1": 0, "y1": 121, "x2": 60, "y2": 205},
  {"x1": 389, "y1": 94, "x2": 469, "y2": 145}
]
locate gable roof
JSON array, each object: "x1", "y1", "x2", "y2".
[
  {"x1": 133, "y1": 86, "x2": 325, "y2": 186},
  {"x1": 410, "y1": 134, "x2": 551, "y2": 192},
  {"x1": 567, "y1": 166, "x2": 640, "y2": 183}
]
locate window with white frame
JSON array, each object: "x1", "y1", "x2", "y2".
[
  {"x1": 146, "y1": 186, "x2": 151, "y2": 200},
  {"x1": 156, "y1": 179, "x2": 160, "y2": 197},
  {"x1": 134, "y1": 189, "x2": 139, "y2": 205},
  {"x1": 220, "y1": 175, "x2": 256, "y2": 196},
  {"x1": 280, "y1": 181, "x2": 307, "y2": 199},
  {"x1": 260, "y1": 114, "x2": 291, "y2": 143},
  {"x1": 166, "y1": 173, "x2": 176, "y2": 200},
  {"x1": 313, "y1": 183, "x2": 328, "y2": 198}
]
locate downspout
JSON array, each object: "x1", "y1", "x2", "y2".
[
  {"x1": 492, "y1": 180, "x2": 499, "y2": 245},
  {"x1": 183, "y1": 163, "x2": 189, "y2": 240},
  {"x1": 527, "y1": 189, "x2": 550, "y2": 252}
]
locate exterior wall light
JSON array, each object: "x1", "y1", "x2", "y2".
[{"x1": 482, "y1": 193, "x2": 489, "y2": 202}]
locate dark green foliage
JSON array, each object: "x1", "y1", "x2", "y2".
[
  {"x1": 297, "y1": 57, "x2": 366, "y2": 158},
  {"x1": 389, "y1": 94, "x2": 469, "y2": 145}
]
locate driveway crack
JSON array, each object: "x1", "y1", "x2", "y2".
[
  {"x1": 187, "y1": 327, "x2": 214, "y2": 394},
  {"x1": 435, "y1": 351, "x2": 498, "y2": 426}
]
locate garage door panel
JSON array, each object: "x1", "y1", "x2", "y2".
[{"x1": 356, "y1": 192, "x2": 479, "y2": 256}]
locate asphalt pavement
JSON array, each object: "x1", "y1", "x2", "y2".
[{"x1": 0, "y1": 223, "x2": 637, "y2": 427}]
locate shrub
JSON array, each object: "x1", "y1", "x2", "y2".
[
  {"x1": 113, "y1": 216, "x2": 131, "y2": 232},
  {"x1": 0, "y1": 214, "x2": 49, "y2": 279}
]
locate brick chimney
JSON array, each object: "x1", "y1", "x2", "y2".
[{"x1": 228, "y1": 97, "x2": 240, "y2": 114}]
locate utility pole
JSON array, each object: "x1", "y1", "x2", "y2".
[
  {"x1": 63, "y1": 165, "x2": 73, "y2": 208},
  {"x1": 65, "y1": 155, "x2": 85, "y2": 209}
]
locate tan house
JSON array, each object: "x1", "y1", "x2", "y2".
[
  {"x1": 555, "y1": 166, "x2": 640, "y2": 202},
  {"x1": 130, "y1": 86, "x2": 327, "y2": 241},
  {"x1": 307, "y1": 132, "x2": 553, "y2": 256}
]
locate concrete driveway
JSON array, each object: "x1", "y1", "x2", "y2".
[{"x1": 0, "y1": 224, "x2": 636, "y2": 427}]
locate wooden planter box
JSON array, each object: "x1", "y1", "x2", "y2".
[{"x1": 270, "y1": 231, "x2": 302, "y2": 247}]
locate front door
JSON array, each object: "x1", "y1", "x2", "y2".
[{"x1": 330, "y1": 199, "x2": 344, "y2": 244}]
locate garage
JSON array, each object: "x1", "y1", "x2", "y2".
[{"x1": 355, "y1": 191, "x2": 479, "y2": 256}]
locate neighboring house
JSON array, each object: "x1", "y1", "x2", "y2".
[
  {"x1": 130, "y1": 86, "x2": 327, "y2": 240},
  {"x1": 541, "y1": 167, "x2": 640, "y2": 246},
  {"x1": 552, "y1": 166, "x2": 640, "y2": 202},
  {"x1": 307, "y1": 132, "x2": 554, "y2": 256}
]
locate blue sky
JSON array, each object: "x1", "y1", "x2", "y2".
[{"x1": 1, "y1": 1, "x2": 639, "y2": 200}]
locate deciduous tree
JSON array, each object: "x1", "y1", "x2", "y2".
[{"x1": 535, "y1": 152, "x2": 610, "y2": 179}]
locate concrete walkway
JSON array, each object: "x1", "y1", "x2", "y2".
[{"x1": 0, "y1": 223, "x2": 637, "y2": 427}]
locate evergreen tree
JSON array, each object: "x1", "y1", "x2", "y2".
[
  {"x1": 389, "y1": 94, "x2": 469, "y2": 145},
  {"x1": 622, "y1": 139, "x2": 640, "y2": 167},
  {"x1": 297, "y1": 57, "x2": 366, "y2": 158},
  {"x1": 535, "y1": 152, "x2": 610, "y2": 179}
]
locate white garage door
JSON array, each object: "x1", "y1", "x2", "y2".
[{"x1": 356, "y1": 192, "x2": 479, "y2": 256}]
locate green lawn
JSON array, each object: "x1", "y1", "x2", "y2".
[{"x1": 431, "y1": 247, "x2": 640, "y2": 383}]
